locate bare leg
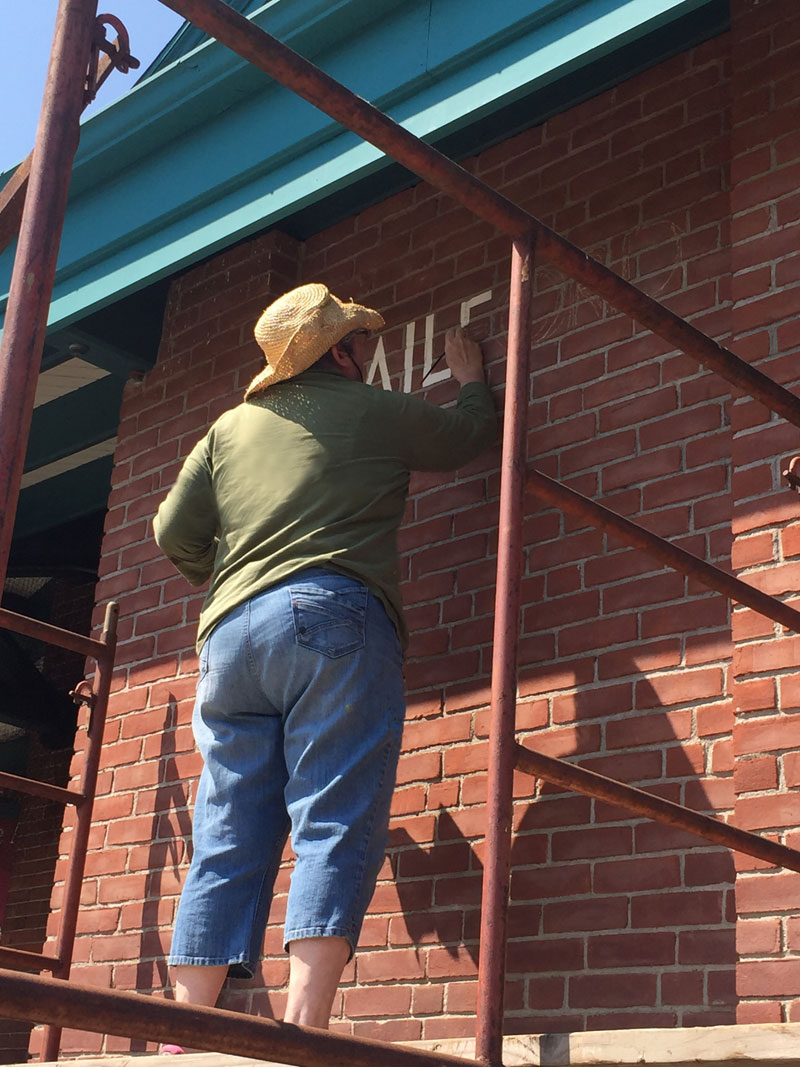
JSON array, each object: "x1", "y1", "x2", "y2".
[
  {"x1": 284, "y1": 936, "x2": 350, "y2": 1029},
  {"x1": 159, "y1": 965, "x2": 228, "y2": 1053},
  {"x1": 171, "y1": 963, "x2": 228, "y2": 1007}
]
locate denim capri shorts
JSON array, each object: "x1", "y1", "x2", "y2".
[{"x1": 168, "y1": 568, "x2": 406, "y2": 977}]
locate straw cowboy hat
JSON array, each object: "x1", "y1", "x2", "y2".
[{"x1": 245, "y1": 282, "x2": 385, "y2": 399}]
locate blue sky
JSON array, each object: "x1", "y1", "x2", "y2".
[{"x1": 0, "y1": 1, "x2": 186, "y2": 176}]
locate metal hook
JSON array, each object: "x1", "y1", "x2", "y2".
[
  {"x1": 69, "y1": 679, "x2": 96, "y2": 711},
  {"x1": 85, "y1": 14, "x2": 141, "y2": 105}
]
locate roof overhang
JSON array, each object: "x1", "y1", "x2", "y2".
[{"x1": 0, "y1": 0, "x2": 728, "y2": 335}]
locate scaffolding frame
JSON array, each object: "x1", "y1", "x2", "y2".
[
  {"x1": 0, "y1": 605, "x2": 118, "y2": 1060},
  {"x1": 2, "y1": 1, "x2": 800, "y2": 1064}
]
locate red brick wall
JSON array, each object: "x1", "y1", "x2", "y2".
[
  {"x1": 27, "y1": 2, "x2": 800, "y2": 1053},
  {"x1": 728, "y1": 0, "x2": 800, "y2": 1026}
]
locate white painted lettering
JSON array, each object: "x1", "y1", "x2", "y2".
[
  {"x1": 421, "y1": 313, "x2": 450, "y2": 388},
  {"x1": 403, "y1": 321, "x2": 416, "y2": 393},
  {"x1": 365, "y1": 287, "x2": 495, "y2": 392},
  {"x1": 366, "y1": 335, "x2": 392, "y2": 390},
  {"x1": 461, "y1": 289, "x2": 492, "y2": 327}
]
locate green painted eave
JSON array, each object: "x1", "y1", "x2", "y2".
[
  {"x1": 141, "y1": 0, "x2": 265, "y2": 78},
  {"x1": 0, "y1": 0, "x2": 725, "y2": 334}
]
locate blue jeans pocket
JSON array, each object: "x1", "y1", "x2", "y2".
[{"x1": 291, "y1": 581, "x2": 368, "y2": 658}]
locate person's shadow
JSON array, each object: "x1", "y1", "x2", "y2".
[
  {"x1": 389, "y1": 565, "x2": 737, "y2": 1032},
  {"x1": 107, "y1": 698, "x2": 195, "y2": 1055}
]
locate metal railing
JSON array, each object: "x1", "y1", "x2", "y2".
[
  {"x1": 2, "y1": 1, "x2": 800, "y2": 1064},
  {"x1": 0, "y1": 969, "x2": 479, "y2": 1067}
]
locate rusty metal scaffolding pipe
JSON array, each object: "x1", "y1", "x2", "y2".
[
  {"x1": 0, "y1": 0, "x2": 100, "y2": 590},
  {"x1": 0, "y1": 158, "x2": 31, "y2": 257},
  {"x1": 514, "y1": 742, "x2": 800, "y2": 873},
  {"x1": 0, "y1": 770, "x2": 83, "y2": 807},
  {"x1": 159, "y1": 0, "x2": 800, "y2": 428},
  {"x1": 475, "y1": 238, "x2": 534, "y2": 1067},
  {"x1": 0, "y1": 605, "x2": 106, "y2": 658},
  {"x1": 40, "y1": 601, "x2": 118, "y2": 1062},
  {"x1": 526, "y1": 468, "x2": 800, "y2": 633},
  {"x1": 0, "y1": 946, "x2": 58, "y2": 973},
  {"x1": 1, "y1": 969, "x2": 476, "y2": 1067}
]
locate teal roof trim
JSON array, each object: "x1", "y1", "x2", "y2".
[
  {"x1": 140, "y1": 0, "x2": 262, "y2": 79},
  {"x1": 0, "y1": 0, "x2": 722, "y2": 334}
]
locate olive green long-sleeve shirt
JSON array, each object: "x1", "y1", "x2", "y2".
[{"x1": 154, "y1": 368, "x2": 496, "y2": 651}]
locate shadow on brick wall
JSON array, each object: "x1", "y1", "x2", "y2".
[
  {"x1": 384, "y1": 646, "x2": 737, "y2": 1033},
  {"x1": 126, "y1": 698, "x2": 193, "y2": 1054}
]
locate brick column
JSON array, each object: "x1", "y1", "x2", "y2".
[{"x1": 729, "y1": 0, "x2": 800, "y2": 1025}]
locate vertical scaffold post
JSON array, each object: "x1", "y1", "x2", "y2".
[
  {"x1": 40, "y1": 600, "x2": 119, "y2": 1062},
  {"x1": 0, "y1": 0, "x2": 99, "y2": 588},
  {"x1": 476, "y1": 236, "x2": 534, "y2": 1066}
]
